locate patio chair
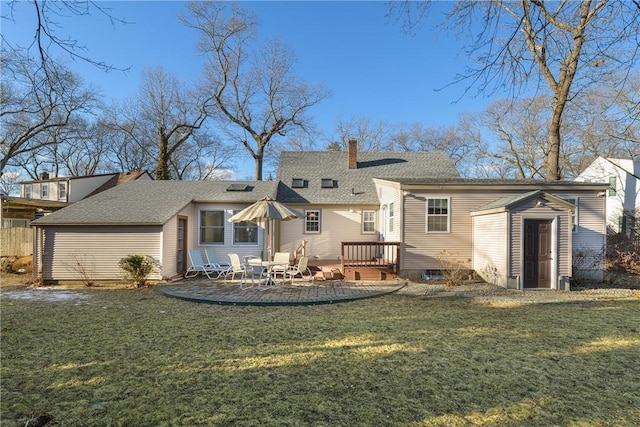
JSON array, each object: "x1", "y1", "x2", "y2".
[
  {"x1": 185, "y1": 249, "x2": 226, "y2": 279},
  {"x1": 204, "y1": 248, "x2": 230, "y2": 270},
  {"x1": 270, "y1": 251, "x2": 291, "y2": 284},
  {"x1": 285, "y1": 256, "x2": 314, "y2": 285},
  {"x1": 225, "y1": 253, "x2": 248, "y2": 288}
]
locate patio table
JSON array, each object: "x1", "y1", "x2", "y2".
[{"x1": 248, "y1": 259, "x2": 290, "y2": 289}]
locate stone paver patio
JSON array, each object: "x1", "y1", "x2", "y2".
[{"x1": 157, "y1": 276, "x2": 406, "y2": 306}]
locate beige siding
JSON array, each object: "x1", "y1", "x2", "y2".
[
  {"x1": 472, "y1": 213, "x2": 508, "y2": 286},
  {"x1": 571, "y1": 194, "x2": 607, "y2": 258},
  {"x1": 280, "y1": 205, "x2": 380, "y2": 261},
  {"x1": 403, "y1": 192, "x2": 484, "y2": 270},
  {"x1": 401, "y1": 189, "x2": 600, "y2": 284},
  {"x1": 162, "y1": 204, "x2": 195, "y2": 278},
  {"x1": 42, "y1": 226, "x2": 162, "y2": 281}
]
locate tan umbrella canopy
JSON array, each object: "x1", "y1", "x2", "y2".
[{"x1": 227, "y1": 197, "x2": 299, "y2": 260}]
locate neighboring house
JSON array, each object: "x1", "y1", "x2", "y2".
[
  {"x1": 575, "y1": 156, "x2": 640, "y2": 235},
  {"x1": 31, "y1": 141, "x2": 609, "y2": 288},
  {"x1": 0, "y1": 171, "x2": 151, "y2": 228}
]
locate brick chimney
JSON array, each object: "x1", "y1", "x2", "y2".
[{"x1": 348, "y1": 138, "x2": 358, "y2": 169}]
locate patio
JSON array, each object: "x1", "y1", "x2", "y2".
[{"x1": 157, "y1": 277, "x2": 406, "y2": 306}]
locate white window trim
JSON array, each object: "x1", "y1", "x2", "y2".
[
  {"x1": 304, "y1": 209, "x2": 321, "y2": 234},
  {"x1": 25, "y1": 184, "x2": 32, "y2": 198},
  {"x1": 41, "y1": 183, "x2": 49, "y2": 199},
  {"x1": 199, "y1": 209, "x2": 226, "y2": 245},
  {"x1": 388, "y1": 202, "x2": 395, "y2": 233},
  {"x1": 58, "y1": 182, "x2": 67, "y2": 200},
  {"x1": 426, "y1": 197, "x2": 451, "y2": 234},
  {"x1": 362, "y1": 210, "x2": 376, "y2": 234}
]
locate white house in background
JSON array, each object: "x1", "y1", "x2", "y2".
[{"x1": 576, "y1": 157, "x2": 640, "y2": 235}]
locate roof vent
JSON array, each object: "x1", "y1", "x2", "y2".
[{"x1": 321, "y1": 178, "x2": 335, "y2": 188}]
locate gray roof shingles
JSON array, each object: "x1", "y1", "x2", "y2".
[
  {"x1": 32, "y1": 180, "x2": 278, "y2": 226},
  {"x1": 276, "y1": 151, "x2": 460, "y2": 204}
]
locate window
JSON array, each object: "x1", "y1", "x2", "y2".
[
  {"x1": 388, "y1": 202, "x2": 395, "y2": 233},
  {"x1": 427, "y1": 198, "x2": 450, "y2": 233},
  {"x1": 41, "y1": 183, "x2": 48, "y2": 199},
  {"x1": 58, "y1": 182, "x2": 67, "y2": 200},
  {"x1": 292, "y1": 178, "x2": 305, "y2": 188},
  {"x1": 321, "y1": 178, "x2": 334, "y2": 188},
  {"x1": 232, "y1": 211, "x2": 258, "y2": 245},
  {"x1": 200, "y1": 210, "x2": 225, "y2": 244},
  {"x1": 564, "y1": 198, "x2": 578, "y2": 232},
  {"x1": 305, "y1": 210, "x2": 320, "y2": 233},
  {"x1": 25, "y1": 185, "x2": 32, "y2": 198},
  {"x1": 362, "y1": 210, "x2": 376, "y2": 233},
  {"x1": 608, "y1": 177, "x2": 617, "y2": 197}
]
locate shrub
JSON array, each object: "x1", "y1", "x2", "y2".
[
  {"x1": 436, "y1": 249, "x2": 471, "y2": 287},
  {"x1": 571, "y1": 246, "x2": 604, "y2": 286},
  {"x1": 606, "y1": 234, "x2": 640, "y2": 278},
  {"x1": 64, "y1": 253, "x2": 96, "y2": 287},
  {"x1": 119, "y1": 255, "x2": 156, "y2": 288}
]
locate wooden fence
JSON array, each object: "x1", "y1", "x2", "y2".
[{"x1": 0, "y1": 227, "x2": 33, "y2": 257}]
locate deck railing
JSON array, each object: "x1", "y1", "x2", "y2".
[{"x1": 341, "y1": 241, "x2": 401, "y2": 273}]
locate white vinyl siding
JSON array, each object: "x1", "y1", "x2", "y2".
[
  {"x1": 41, "y1": 226, "x2": 162, "y2": 281},
  {"x1": 472, "y1": 212, "x2": 508, "y2": 287},
  {"x1": 280, "y1": 205, "x2": 379, "y2": 260}
]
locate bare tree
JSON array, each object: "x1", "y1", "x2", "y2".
[
  {"x1": 0, "y1": 49, "x2": 98, "y2": 176},
  {"x1": 182, "y1": 1, "x2": 330, "y2": 180},
  {"x1": 327, "y1": 116, "x2": 393, "y2": 152},
  {"x1": 106, "y1": 66, "x2": 210, "y2": 180},
  {"x1": 1, "y1": 0, "x2": 129, "y2": 76},
  {"x1": 392, "y1": 1, "x2": 640, "y2": 181}
]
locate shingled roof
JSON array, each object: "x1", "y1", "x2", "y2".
[
  {"x1": 276, "y1": 149, "x2": 459, "y2": 204},
  {"x1": 32, "y1": 180, "x2": 278, "y2": 226}
]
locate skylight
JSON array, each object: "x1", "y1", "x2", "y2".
[
  {"x1": 292, "y1": 178, "x2": 305, "y2": 188},
  {"x1": 226, "y1": 183, "x2": 249, "y2": 192}
]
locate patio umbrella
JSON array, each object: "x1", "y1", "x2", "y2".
[{"x1": 227, "y1": 197, "x2": 299, "y2": 260}]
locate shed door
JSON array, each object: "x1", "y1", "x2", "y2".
[{"x1": 523, "y1": 219, "x2": 552, "y2": 288}]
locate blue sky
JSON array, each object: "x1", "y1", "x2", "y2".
[{"x1": 2, "y1": 1, "x2": 499, "y2": 178}]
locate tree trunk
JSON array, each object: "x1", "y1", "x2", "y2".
[
  {"x1": 547, "y1": 103, "x2": 563, "y2": 181},
  {"x1": 156, "y1": 129, "x2": 170, "y2": 180}
]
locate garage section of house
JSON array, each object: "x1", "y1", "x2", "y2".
[{"x1": 34, "y1": 225, "x2": 164, "y2": 282}]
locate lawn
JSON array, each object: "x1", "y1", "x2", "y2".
[{"x1": 1, "y1": 278, "x2": 639, "y2": 426}]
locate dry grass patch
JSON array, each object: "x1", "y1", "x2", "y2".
[{"x1": 1, "y1": 286, "x2": 639, "y2": 426}]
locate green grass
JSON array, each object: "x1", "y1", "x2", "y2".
[{"x1": 1, "y1": 283, "x2": 639, "y2": 426}]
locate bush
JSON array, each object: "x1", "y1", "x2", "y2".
[
  {"x1": 436, "y1": 249, "x2": 472, "y2": 287},
  {"x1": 604, "y1": 233, "x2": 640, "y2": 284},
  {"x1": 119, "y1": 255, "x2": 156, "y2": 287}
]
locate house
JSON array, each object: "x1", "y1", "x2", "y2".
[
  {"x1": 372, "y1": 178, "x2": 607, "y2": 287},
  {"x1": 1, "y1": 171, "x2": 151, "y2": 228},
  {"x1": 31, "y1": 141, "x2": 609, "y2": 288},
  {"x1": 575, "y1": 156, "x2": 639, "y2": 236},
  {"x1": 32, "y1": 180, "x2": 278, "y2": 282}
]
